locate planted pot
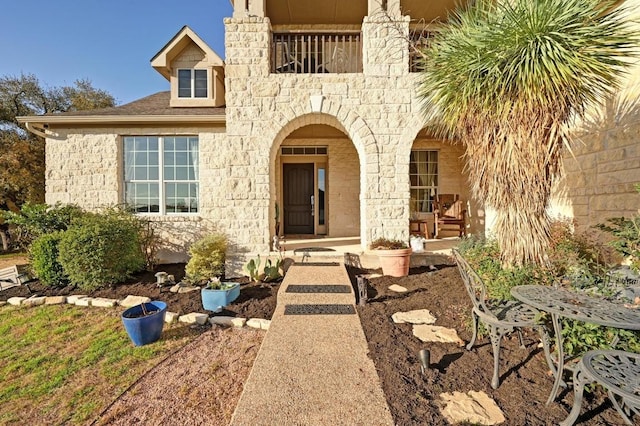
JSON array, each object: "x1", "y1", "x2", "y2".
[
  {"x1": 121, "y1": 300, "x2": 167, "y2": 346},
  {"x1": 201, "y1": 282, "x2": 241, "y2": 312},
  {"x1": 376, "y1": 248, "x2": 413, "y2": 277}
]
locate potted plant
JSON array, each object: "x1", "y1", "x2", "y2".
[
  {"x1": 184, "y1": 233, "x2": 239, "y2": 312},
  {"x1": 121, "y1": 300, "x2": 167, "y2": 346},
  {"x1": 369, "y1": 238, "x2": 412, "y2": 277},
  {"x1": 200, "y1": 277, "x2": 241, "y2": 312}
]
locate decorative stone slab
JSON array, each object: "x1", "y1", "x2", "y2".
[
  {"x1": 179, "y1": 312, "x2": 209, "y2": 325},
  {"x1": 119, "y1": 295, "x2": 151, "y2": 308},
  {"x1": 388, "y1": 284, "x2": 408, "y2": 293},
  {"x1": 285, "y1": 285, "x2": 351, "y2": 294},
  {"x1": 177, "y1": 286, "x2": 200, "y2": 294},
  {"x1": 439, "y1": 391, "x2": 505, "y2": 425},
  {"x1": 169, "y1": 284, "x2": 181, "y2": 293},
  {"x1": 366, "y1": 273, "x2": 383, "y2": 279},
  {"x1": 247, "y1": 318, "x2": 271, "y2": 330},
  {"x1": 75, "y1": 297, "x2": 93, "y2": 307},
  {"x1": 7, "y1": 297, "x2": 26, "y2": 306},
  {"x1": 45, "y1": 296, "x2": 67, "y2": 305},
  {"x1": 284, "y1": 304, "x2": 356, "y2": 315},
  {"x1": 22, "y1": 296, "x2": 46, "y2": 307},
  {"x1": 91, "y1": 297, "x2": 117, "y2": 308},
  {"x1": 66, "y1": 295, "x2": 87, "y2": 304},
  {"x1": 392, "y1": 309, "x2": 436, "y2": 325},
  {"x1": 210, "y1": 316, "x2": 247, "y2": 328},
  {"x1": 413, "y1": 324, "x2": 464, "y2": 345},
  {"x1": 165, "y1": 311, "x2": 179, "y2": 323}
]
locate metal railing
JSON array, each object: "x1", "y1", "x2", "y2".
[{"x1": 272, "y1": 32, "x2": 362, "y2": 74}]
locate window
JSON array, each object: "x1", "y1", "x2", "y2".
[
  {"x1": 281, "y1": 146, "x2": 327, "y2": 156},
  {"x1": 124, "y1": 136, "x2": 199, "y2": 214},
  {"x1": 178, "y1": 69, "x2": 208, "y2": 98},
  {"x1": 410, "y1": 150, "x2": 438, "y2": 213}
]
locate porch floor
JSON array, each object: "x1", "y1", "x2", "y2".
[{"x1": 275, "y1": 236, "x2": 461, "y2": 269}]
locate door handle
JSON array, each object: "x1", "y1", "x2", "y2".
[{"x1": 311, "y1": 195, "x2": 315, "y2": 216}]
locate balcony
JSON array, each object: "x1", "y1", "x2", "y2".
[{"x1": 272, "y1": 32, "x2": 362, "y2": 74}]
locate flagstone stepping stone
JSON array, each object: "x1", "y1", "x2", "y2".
[
  {"x1": 439, "y1": 391, "x2": 505, "y2": 425},
  {"x1": 45, "y1": 296, "x2": 67, "y2": 305},
  {"x1": 413, "y1": 324, "x2": 464, "y2": 345},
  {"x1": 367, "y1": 273, "x2": 383, "y2": 279},
  {"x1": 7, "y1": 297, "x2": 26, "y2": 306},
  {"x1": 392, "y1": 309, "x2": 436, "y2": 324},
  {"x1": 388, "y1": 284, "x2": 408, "y2": 293},
  {"x1": 119, "y1": 295, "x2": 151, "y2": 307}
]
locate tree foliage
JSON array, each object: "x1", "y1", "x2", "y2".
[
  {"x1": 417, "y1": 0, "x2": 638, "y2": 266},
  {"x1": 0, "y1": 73, "x2": 115, "y2": 248}
]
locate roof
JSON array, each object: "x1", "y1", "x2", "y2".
[{"x1": 17, "y1": 92, "x2": 226, "y2": 128}]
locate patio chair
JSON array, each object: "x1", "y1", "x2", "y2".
[
  {"x1": 452, "y1": 248, "x2": 553, "y2": 389},
  {"x1": 434, "y1": 194, "x2": 466, "y2": 238},
  {"x1": 0, "y1": 265, "x2": 33, "y2": 292}
]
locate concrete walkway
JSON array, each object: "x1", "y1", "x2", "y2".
[{"x1": 230, "y1": 263, "x2": 394, "y2": 426}]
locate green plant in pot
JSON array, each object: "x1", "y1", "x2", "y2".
[
  {"x1": 185, "y1": 233, "x2": 240, "y2": 312},
  {"x1": 369, "y1": 237, "x2": 412, "y2": 277}
]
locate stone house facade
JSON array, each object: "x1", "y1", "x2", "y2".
[{"x1": 20, "y1": 0, "x2": 640, "y2": 271}]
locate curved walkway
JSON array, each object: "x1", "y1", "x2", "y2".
[{"x1": 230, "y1": 263, "x2": 393, "y2": 426}]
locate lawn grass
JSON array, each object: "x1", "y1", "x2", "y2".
[{"x1": 0, "y1": 304, "x2": 200, "y2": 425}]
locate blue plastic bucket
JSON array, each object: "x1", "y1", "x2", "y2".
[
  {"x1": 201, "y1": 282, "x2": 240, "y2": 312},
  {"x1": 121, "y1": 301, "x2": 167, "y2": 346}
]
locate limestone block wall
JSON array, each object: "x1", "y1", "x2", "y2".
[
  {"x1": 45, "y1": 126, "x2": 228, "y2": 264},
  {"x1": 223, "y1": 15, "x2": 434, "y2": 257}
]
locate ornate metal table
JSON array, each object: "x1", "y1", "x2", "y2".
[{"x1": 510, "y1": 285, "x2": 640, "y2": 407}]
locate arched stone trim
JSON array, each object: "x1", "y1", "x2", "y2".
[{"x1": 264, "y1": 98, "x2": 378, "y2": 249}]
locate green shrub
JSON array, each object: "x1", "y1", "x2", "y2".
[
  {"x1": 29, "y1": 232, "x2": 67, "y2": 287},
  {"x1": 58, "y1": 210, "x2": 145, "y2": 290},
  {"x1": 2, "y1": 202, "x2": 84, "y2": 249},
  {"x1": 185, "y1": 233, "x2": 228, "y2": 284}
]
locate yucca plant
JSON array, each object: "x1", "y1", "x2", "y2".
[{"x1": 417, "y1": 0, "x2": 637, "y2": 266}]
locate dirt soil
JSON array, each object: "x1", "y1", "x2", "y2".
[{"x1": 1, "y1": 262, "x2": 629, "y2": 425}]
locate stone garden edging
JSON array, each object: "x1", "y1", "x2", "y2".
[{"x1": 2, "y1": 294, "x2": 270, "y2": 331}]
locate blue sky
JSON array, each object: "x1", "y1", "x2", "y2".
[{"x1": 0, "y1": 0, "x2": 233, "y2": 105}]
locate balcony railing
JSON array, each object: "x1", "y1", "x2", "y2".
[
  {"x1": 409, "y1": 31, "x2": 434, "y2": 73},
  {"x1": 272, "y1": 32, "x2": 362, "y2": 74}
]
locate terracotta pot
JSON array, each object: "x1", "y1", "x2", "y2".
[{"x1": 376, "y1": 248, "x2": 412, "y2": 277}]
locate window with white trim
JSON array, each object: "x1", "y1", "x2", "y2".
[
  {"x1": 124, "y1": 136, "x2": 199, "y2": 214},
  {"x1": 178, "y1": 69, "x2": 208, "y2": 98},
  {"x1": 409, "y1": 150, "x2": 438, "y2": 213}
]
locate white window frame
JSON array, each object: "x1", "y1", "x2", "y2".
[
  {"x1": 177, "y1": 68, "x2": 208, "y2": 98},
  {"x1": 123, "y1": 136, "x2": 199, "y2": 215},
  {"x1": 409, "y1": 150, "x2": 439, "y2": 214}
]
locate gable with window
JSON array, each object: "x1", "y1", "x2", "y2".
[
  {"x1": 409, "y1": 150, "x2": 438, "y2": 214},
  {"x1": 124, "y1": 136, "x2": 199, "y2": 214}
]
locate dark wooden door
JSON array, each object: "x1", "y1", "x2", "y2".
[{"x1": 283, "y1": 163, "x2": 314, "y2": 234}]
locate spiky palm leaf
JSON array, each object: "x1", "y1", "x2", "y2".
[{"x1": 417, "y1": 0, "x2": 638, "y2": 266}]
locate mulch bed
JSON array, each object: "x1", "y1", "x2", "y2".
[{"x1": 0, "y1": 262, "x2": 629, "y2": 424}]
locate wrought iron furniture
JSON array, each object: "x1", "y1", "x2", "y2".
[
  {"x1": 560, "y1": 350, "x2": 640, "y2": 426},
  {"x1": 434, "y1": 194, "x2": 466, "y2": 238},
  {"x1": 510, "y1": 285, "x2": 640, "y2": 408},
  {"x1": 452, "y1": 249, "x2": 553, "y2": 389}
]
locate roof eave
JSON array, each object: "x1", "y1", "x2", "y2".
[{"x1": 17, "y1": 114, "x2": 227, "y2": 127}]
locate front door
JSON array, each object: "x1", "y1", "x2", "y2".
[{"x1": 283, "y1": 163, "x2": 314, "y2": 234}]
